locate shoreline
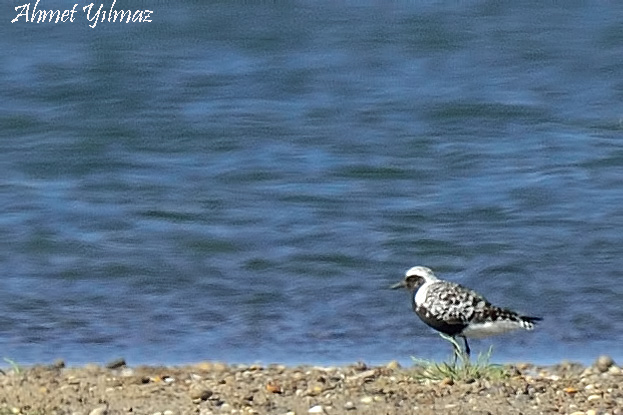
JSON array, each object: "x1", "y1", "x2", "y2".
[
  {"x1": 1, "y1": 357, "x2": 622, "y2": 415},
  {"x1": 6, "y1": 350, "x2": 621, "y2": 372}
]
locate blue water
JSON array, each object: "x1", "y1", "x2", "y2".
[{"x1": 1, "y1": 2, "x2": 622, "y2": 367}]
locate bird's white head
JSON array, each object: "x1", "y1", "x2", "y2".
[
  {"x1": 390, "y1": 265, "x2": 438, "y2": 291},
  {"x1": 405, "y1": 266, "x2": 438, "y2": 281}
]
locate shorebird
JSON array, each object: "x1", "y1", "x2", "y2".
[{"x1": 391, "y1": 266, "x2": 541, "y2": 358}]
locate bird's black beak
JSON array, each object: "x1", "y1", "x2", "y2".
[{"x1": 390, "y1": 280, "x2": 406, "y2": 290}]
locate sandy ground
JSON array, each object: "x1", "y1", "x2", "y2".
[{"x1": 0, "y1": 357, "x2": 621, "y2": 415}]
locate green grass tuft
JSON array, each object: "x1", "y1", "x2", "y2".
[
  {"x1": 410, "y1": 334, "x2": 508, "y2": 383},
  {"x1": 3, "y1": 357, "x2": 21, "y2": 374}
]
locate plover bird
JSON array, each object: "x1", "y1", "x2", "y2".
[{"x1": 391, "y1": 266, "x2": 541, "y2": 357}]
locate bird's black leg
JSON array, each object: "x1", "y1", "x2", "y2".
[{"x1": 461, "y1": 336, "x2": 471, "y2": 358}]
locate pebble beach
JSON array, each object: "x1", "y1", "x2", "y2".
[{"x1": 1, "y1": 357, "x2": 621, "y2": 415}]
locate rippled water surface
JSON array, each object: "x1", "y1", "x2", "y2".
[{"x1": 1, "y1": 2, "x2": 622, "y2": 366}]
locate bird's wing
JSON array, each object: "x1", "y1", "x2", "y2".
[
  {"x1": 425, "y1": 281, "x2": 491, "y2": 324},
  {"x1": 470, "y1": 303, "x2": 529, "y2": 325}
]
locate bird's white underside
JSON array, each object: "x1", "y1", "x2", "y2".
[{"x1": 461, "y1": 319, "x2": 529, "y2": 338}]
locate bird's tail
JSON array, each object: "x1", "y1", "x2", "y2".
[{"x1": 519, "y1": 315, "x2": 542, "y2": 330}]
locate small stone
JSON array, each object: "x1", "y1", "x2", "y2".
[
  {"x1": 595, "y1": 355, "x2": 615, "y2": 373},
  {"x1": 163, "y1": 411, "x2": 174, "y2": 415},
  {"x1": 569, "y1": 412, "x2": 585, "y2": 415},
  {"x1": 360, "y1": 396, "x2": 373, "y2": 404},
  {"x1": 587, "y1": 394, "x2": 601, "y2": 402},
  {"x1": 516, "y1": 362, "x2": 530, "y2": 371},
  {"x1": 440, "y1": 377, "x2": 454, "y2": 386},
  {"x1": 308, "y1": 405, "x2": 325, "y2": 414},
  {"x1": 120, "y1": 367, "x2": 134, "y2": 378},
  {"x1": 353, "y1": 361, "x2": 367, "y2": 371},
  {"x1": 105, "y1": 358, "x2": 126, "y2": 369},
  {"x1": 347, "y1": 369, "x2": 377, "y2": 381},
  {"x1": 212, "y1": 362, "x2": 228, "y2": 372},
  {"x1": 152, "y1": 412, "x2": 162, "y2": 415},
  {"x1": 343, "y1": 401, "x2": 356, "y2": 410},
  {"x1": 196, "y1": 361, "x2": 212, "y2": 371},
  {"x1": 580, "y1": 367, "x2": 595, "y2": 383},
  {"x1": 386, "y1": 360, "x2": 401, "y2": 370},
  {"x1": 266, "y1": 382, "x2": 283, "y2": 394},
  {"x1": 67, "y1": 377, "x2": 81, "y2": 385},
  {"x1": 586, "y1": 410, "x2": 597, "y2": 415},
  {"x1": 189, "y1": 387, "x2": 213, "y2": 401},
  {"x1": 120, "y1": 368, "x2": 134, "y2": 377},
  {"x1": 89, "y1": 407, "x2": 108, "y2": 415},
  {"x1": 564, "y1": 387, "x2": 579, "y2": 394},
  {"x1": 306, "y1": 385, "x2": 323, "y2": 396}
]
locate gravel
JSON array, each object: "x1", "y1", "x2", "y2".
[{"x1": 0, "y1": 357, "x2": 621, "y2": 415}]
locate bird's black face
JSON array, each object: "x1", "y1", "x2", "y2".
[{"x1": 390, "y1": 275, "x2": 425, "y2": 292}]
